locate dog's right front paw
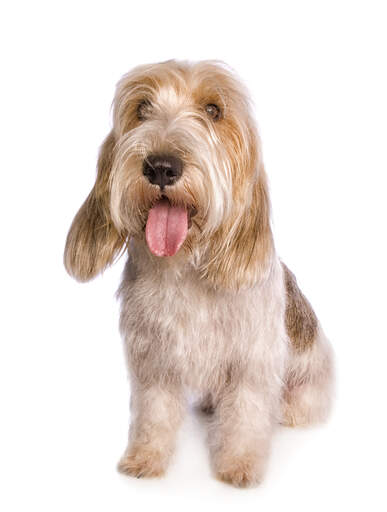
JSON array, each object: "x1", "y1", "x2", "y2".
[{"x1": 117, "y1": 445, "x2": 167, "y2": 478}]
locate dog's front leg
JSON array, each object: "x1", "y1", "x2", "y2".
[
  {"x1": 209, "y1": 381, "x2": 276, "y2": 487},
  {"x1": 118, "y1": 381, "x2": 184, "y2": 478}
]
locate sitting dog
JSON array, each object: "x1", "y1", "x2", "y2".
[{"x1": 64, "y1": 60, "x2": 334, "y2": 487}]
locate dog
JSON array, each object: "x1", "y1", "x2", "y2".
[{"x1": 64, "y1": 60, "x2": 334, "y2": 487}]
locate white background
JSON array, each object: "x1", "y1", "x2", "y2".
[{"x1": 1, "y1": 1, "x2": 386, "y2": 510}]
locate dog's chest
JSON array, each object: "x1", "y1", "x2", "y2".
[{"x1": 120, "y1": 263, "x2": 264, "y2": 389}]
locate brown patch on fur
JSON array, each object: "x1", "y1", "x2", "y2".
[
  {"x1": 283, "y1": 263, "x2": 318, "y2": 351},
  {"x1": 64, "y1": 132, "x2": 127, "y2": 281}
]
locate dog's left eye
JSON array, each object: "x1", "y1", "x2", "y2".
[
  {"x1": 137, "y1": 100, "x2": 152, "y2": 120},
  {"x1": 205, "y1": 103, "x2": 222, "y2": 121}
]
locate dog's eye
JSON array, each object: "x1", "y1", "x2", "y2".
[
  {"x1": 137, "y1": 100, "x2": 152, "y2": 120},
  {"x1": 205, "y1": 103, "x2": 221, "y2": 121}
]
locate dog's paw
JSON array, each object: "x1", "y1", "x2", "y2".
[
  {"x1": 215, "y1": 454, "x2": 266, "y2": 488},
  {"x1": 117, "y1": 446, "x2": 167, "y2": 479}
]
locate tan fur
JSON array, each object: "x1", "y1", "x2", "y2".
[
  {"x1": 203, "y1": 169, "x2": 274, "y2": 290},
  {"x1": 64, "y1": 132, "x2": 126, "y2": 281},
  {"x1": 64, "y1": 60, "x2": 334, "y2": 487}
]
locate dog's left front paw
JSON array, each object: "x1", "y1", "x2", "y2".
[
  {"x1": 215, "y1": 453, "x2": 266, "y2": 488},
  {"x1": 117, "y1": 445, "x2": 167, "y2": 478}
]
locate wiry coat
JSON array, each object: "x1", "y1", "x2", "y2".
[{"x1": 64, "y1": 60, "x2": 334, "y2": 487}]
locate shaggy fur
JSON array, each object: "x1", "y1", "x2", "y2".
[{"x1": 64, "y1": 60, "x2": 334, "y2": 487}]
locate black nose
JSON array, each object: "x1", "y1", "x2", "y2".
[{"x1": 143, "y1": 154, "x2": 183, "y2": 190}]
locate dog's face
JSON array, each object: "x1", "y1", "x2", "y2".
[
  {"x1": 110, "y1": 61, "x2": 258, "y2": 247},
  {"x1": 64, "y1": 61, "x2": 273, "y2": 289}
]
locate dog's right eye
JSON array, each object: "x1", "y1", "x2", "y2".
[
  {"x1": 205, "y1": 103, "x2": 222, "y2": 121},
  {"x1": 137, "y1": 100, "x2": 152, "y2": 120}
]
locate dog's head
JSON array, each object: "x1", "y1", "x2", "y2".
[{"x1": 64, "y1": 60, "x2": 274, "y2": 289}]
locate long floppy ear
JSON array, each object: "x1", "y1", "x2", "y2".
[
  {"x1": 202, "y1": 166, "x2": 274, "y2": 290},
  {"x1": 64, "y1": 131, "x2": 126, "y2": 282}
]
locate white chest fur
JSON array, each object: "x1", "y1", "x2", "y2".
[{"x1": 118, "y1": 244, "x2": 288, "y2": 392}]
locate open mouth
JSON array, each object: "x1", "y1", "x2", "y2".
[{"x1": 145, "y1": 196, "x2": 197, "y2": 257}]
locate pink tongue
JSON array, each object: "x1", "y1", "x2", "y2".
[{"x1": 145, "y1": 198, "x2": 188, "y2": 257}]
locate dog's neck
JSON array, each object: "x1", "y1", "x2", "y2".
[
  {"x1": 124, "y1": 236, "x2": 275, "y2": 298},
  {"x1": 127, "y1": 237, "x2": 202, "y2": 283}
]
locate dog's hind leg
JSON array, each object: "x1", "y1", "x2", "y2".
[
  {"x1": 281, "y1": 264, "x2": 334, "y2": 427},
  {"x1": 282, "y1": 329, "x2": 334, "y2": 426}
]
